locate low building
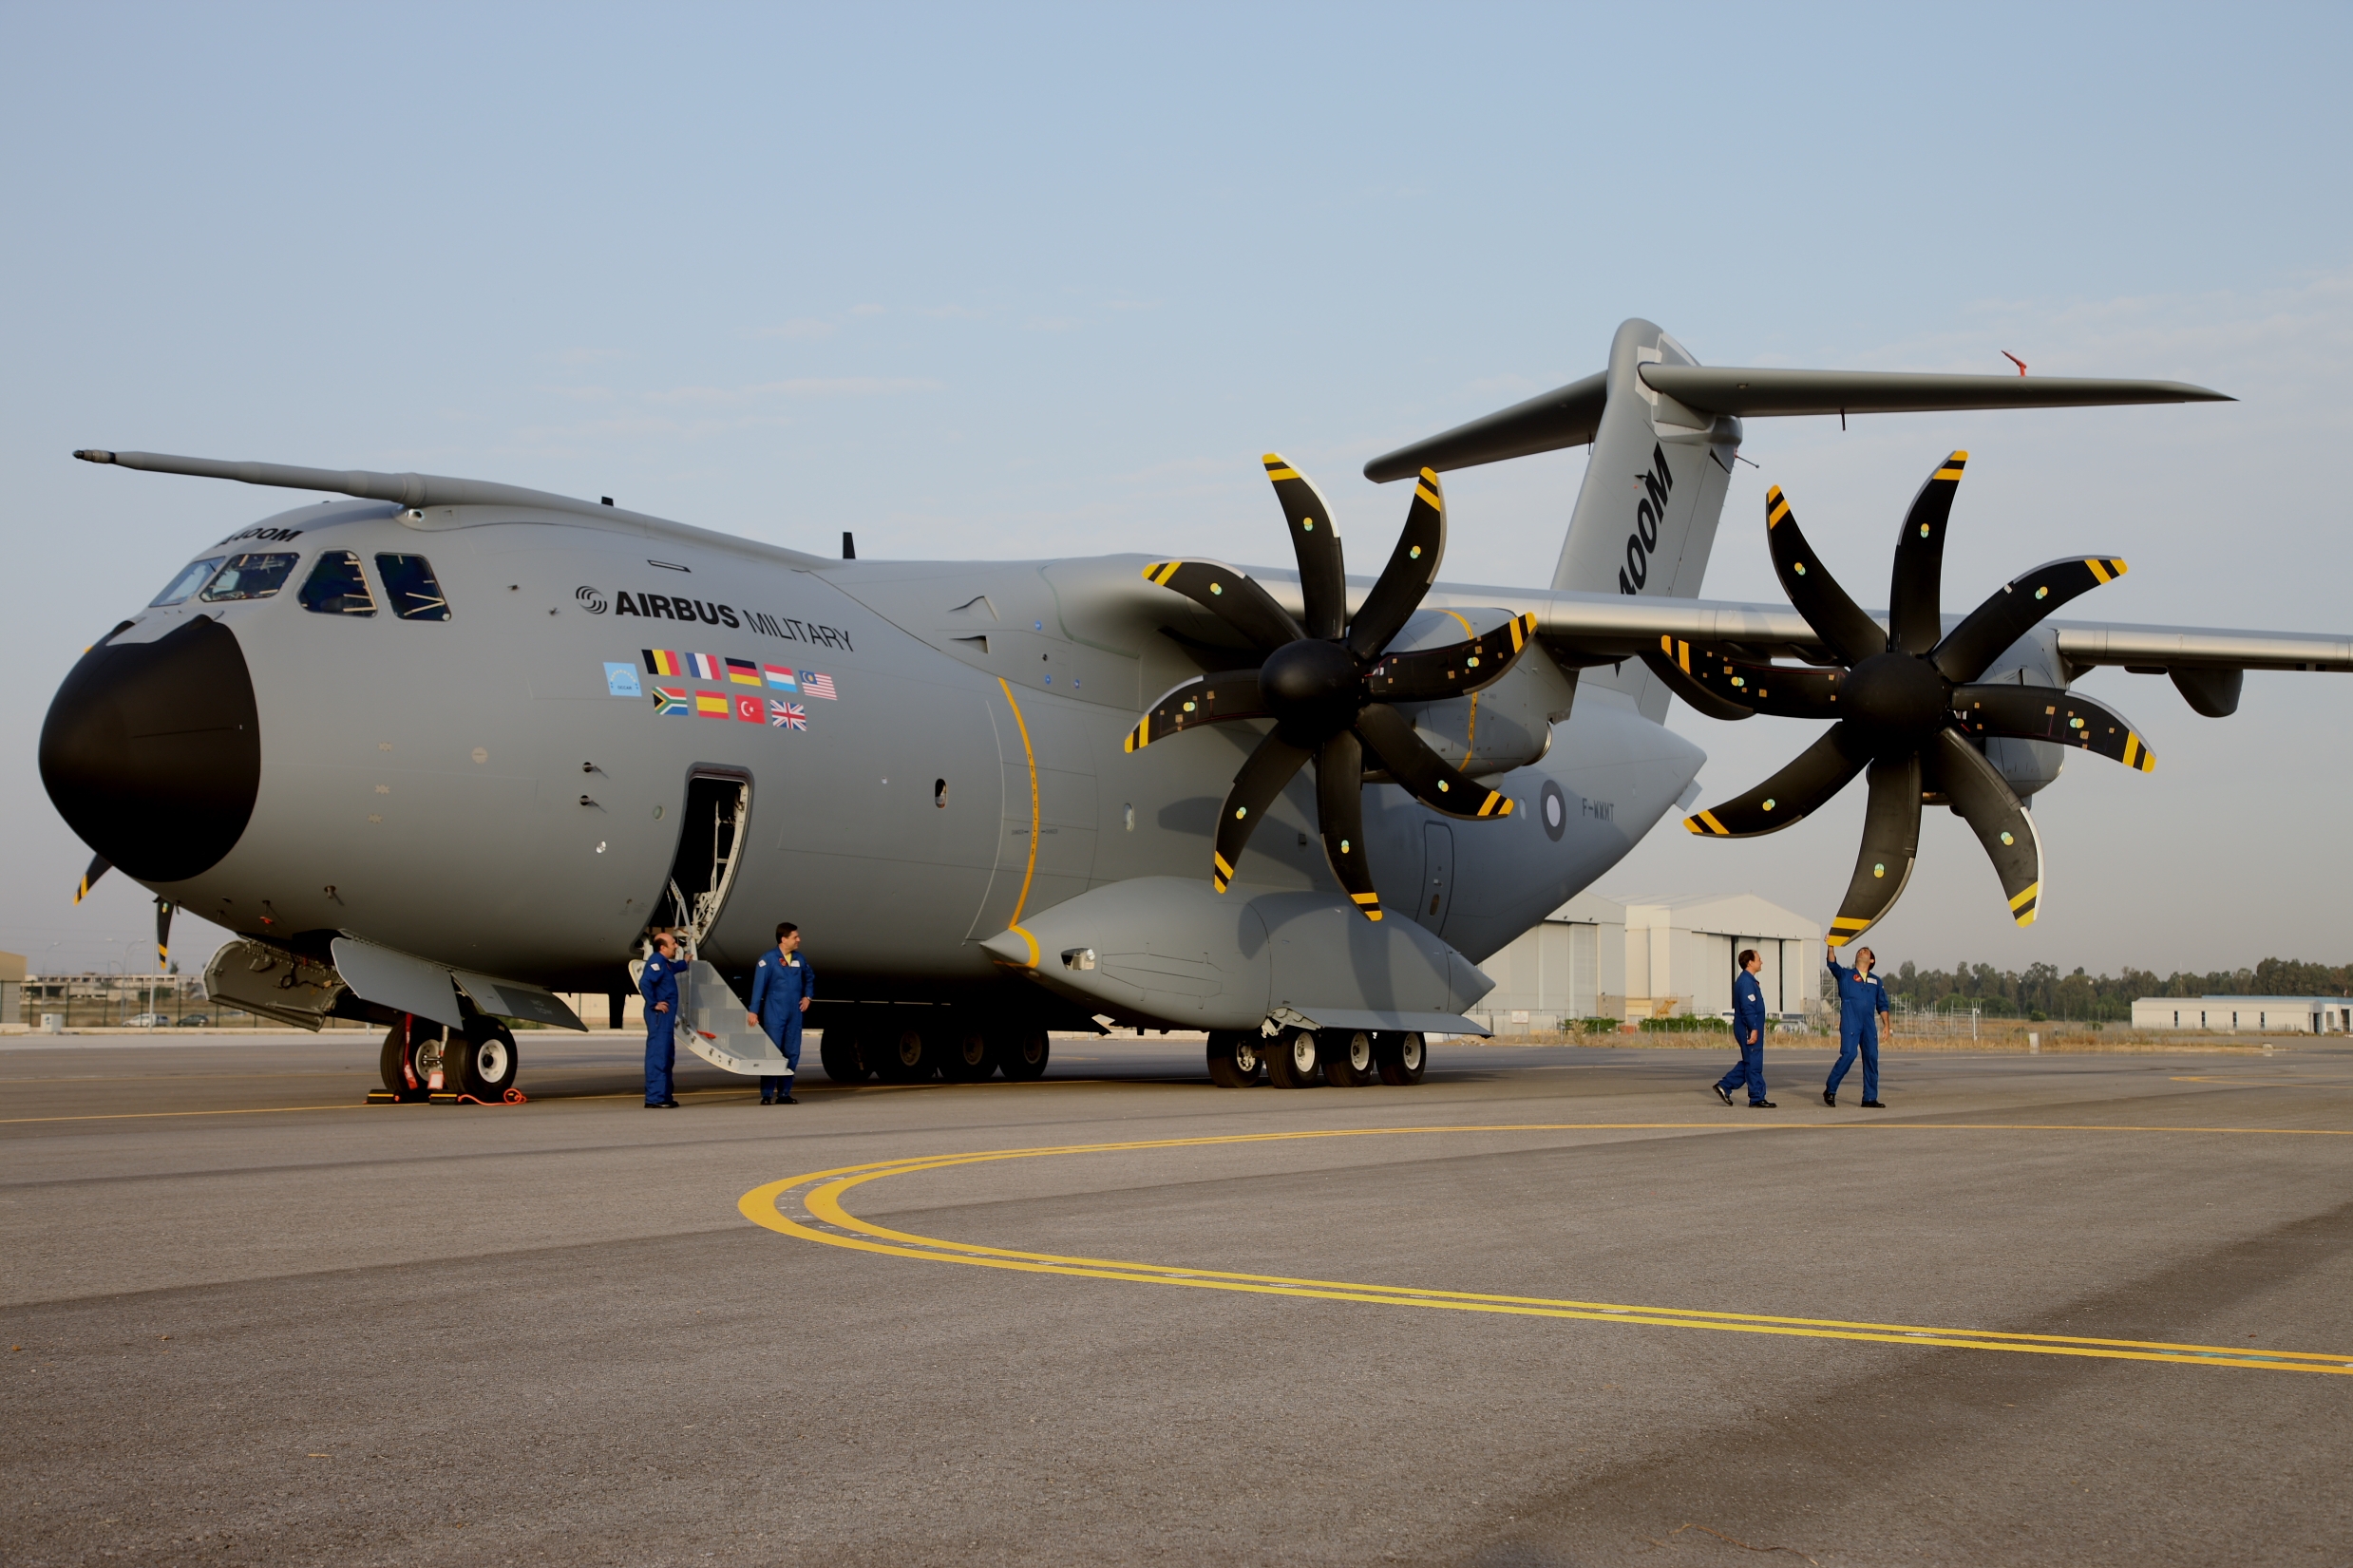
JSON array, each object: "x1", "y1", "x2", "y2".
[
  {"x1": 2131, "y1": 995, "x2": 2351, "y2": 1033},
  {"x1": 1471, "y1": 892, "x2": 1820, "y2": 1034},
  {"x1": 0, "y1": 951, "x2": 22, "y2": 1026}
]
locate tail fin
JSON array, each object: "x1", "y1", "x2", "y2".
[{"x1": 1548, "y1": 319, "x2": 1742, "y2": 602}]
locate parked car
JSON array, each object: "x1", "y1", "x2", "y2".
[
  {"x1": 124, "y1": 1013, "x2": 167, "y2": 1028},
  {"x1": 177, "y1": 1013, "x2": 211, "y2": 1028}
]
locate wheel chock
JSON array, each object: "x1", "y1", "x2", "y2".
[
  {"x1": 366, "y1": 1088, "x2": 429, "y2": 1105},
  {"x1": 428, "y1": 1092, "x2": 465, "y2": 1105}
]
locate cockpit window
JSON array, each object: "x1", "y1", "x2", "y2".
[
  {"x1": 199, "y1": 553, "x2": 301, "y2": 602},
  {"x1": 148, "y1": 557, "x2": 227, "y2": 607},
  {"x1": 297, "y1": 550, "x2": 377, "y2": 616},
  {"x1": 375, "y1": 554, "x2": 451, "y2": 621}
]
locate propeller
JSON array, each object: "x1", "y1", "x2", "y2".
[
  {"x1": 1128, "y1": 454, "x2": 1537, "y2": 919},
  {"x1": 73, "y1": 853, "x2": 109, "y2": 904},
  {"x1": 155, "y1": 897, "x2": 174, "y2": 973},
  {"x1": 1657, "y1": 451, "x2": 2154, "y2": 946}
]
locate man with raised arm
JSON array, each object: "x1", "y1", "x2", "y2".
[{"x1": 1824, "y1": 945, "x2": 1891, "y2": 1108}]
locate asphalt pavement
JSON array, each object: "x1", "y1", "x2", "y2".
[{"x1": 4, "y1": 1029, "x2": 2349, "y2": 1565}]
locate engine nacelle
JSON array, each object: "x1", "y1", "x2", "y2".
[
  {"x1": 1382, "y1": 608, "x2": 1579, "y2": 780},
  {"x1": 1967, "y1": 627, "x2": 2068, "y2": 800}
]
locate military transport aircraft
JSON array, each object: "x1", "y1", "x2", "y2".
[{"x1": 41, "y1": 318, "x2": 2352, "y2": 1097}]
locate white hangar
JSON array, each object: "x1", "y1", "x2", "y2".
[
  {"x1": 1470, "y1": 892, "x2": 1821, "y2": 1033},
  {"x1": 2131, "y1": 996, "x2": 2351, "y2": 1033}
]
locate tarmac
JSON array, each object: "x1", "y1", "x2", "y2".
[{"x1": 3, "y1": 1030, "x2": 2348, "y2": 1565}]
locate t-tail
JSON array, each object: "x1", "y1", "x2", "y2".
[{"x1": 1362, "y1": 319, "x2": 2230, "y2": 724}]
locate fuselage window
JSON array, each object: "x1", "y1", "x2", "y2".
[
  {"x1": 375, "y1": 554, "x2": 451, "y2": 621},
  {"x1": 199, "y1": 552, "x2": 302, "y2": 602},
  {"x1": 297, "y1": 550, "x2": 378, "y2": 616},
  {"x1": 148, "y1": 557, "x2": 227, "y2": 607}
]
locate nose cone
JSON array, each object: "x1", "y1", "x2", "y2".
[{"x1": 39, "y1": 616, "x2": 260, "y2": 883}]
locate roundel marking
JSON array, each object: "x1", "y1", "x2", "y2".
[{"x1": 1540, "y1": 778, "x2": 1568, "y2": 842}]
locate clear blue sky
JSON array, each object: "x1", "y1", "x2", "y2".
[{"x1": 4, "y1": 3, "x2": 2348, "y2": 977}]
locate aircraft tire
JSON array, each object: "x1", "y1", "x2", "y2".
[
  {"x1": 1264, "y1": 1028, "x2": 1321, "y2": 1089},
  {"x1": 871, "y1": 1026, "x2": 933, "y2": 1083},
  {"x1": 377, "y1": 1023, "x2": 409, "y2": 1093},
  {"x1": 1375, "y1": 1031, "x2": 1427, "y2": 1086},
  {"x1": 455, "y1": 1020, "x2": 521, "y2": 1099},
  {"x1": 1205, "y1": 1030, "x2": 1262, "y2": 1087},
  {"x1": 1320, "y1": 1030, "x2": 1376, "y2": 1087},
  {"x1": 996, "y1": 1028, "x2": 1051, "y2": 1082},
  {"x1": 938, "y1": 1024, "x2": 996, "y2": 1082},
  {"x1": 818, "y1": 1032, "x2": 867, "y2": 1084}
]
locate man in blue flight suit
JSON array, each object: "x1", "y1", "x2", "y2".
[
  {"x1": 1713, "y1": 948, "x2": 1775, "y2": 1107},
  {"x1": 1824, "y1": 944, "x2": 1891, "y2": 1108},
  {"x1": 746, "y1": 921, "x2": 814, "y2": 1105},
  {"x1": 640, "y1": 930, "x2": 683, "y2": 1108}
]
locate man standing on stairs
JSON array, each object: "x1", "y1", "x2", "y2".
[{"x1": 748, "y1": 921, "x2": 814, "y2": 1105}]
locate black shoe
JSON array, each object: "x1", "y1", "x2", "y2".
[
  {"x1": 1714, "y1": 1084, "x2": 1735, "y2": 1106},
  {"x1": 659, "y1": 1099, "x2": 681, "y2": 1108},
  {"x1": 759, "y1": 1098, "x2": 774, "y2": 1105},
  {"x1": 1860, "y1": 1100, "x2": 1887, "y2": 1108},
  {"x1": 1750, "y1": 1100, "x2": 1777, "y2": 1108},
  {"x1": 780, "y1": 1094, "x2": 798, "y2": 1105},
  {"x1": 1823, "y1": 1090, "x2": 1836, "y2": 1107}
]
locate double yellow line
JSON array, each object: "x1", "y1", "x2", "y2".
[{"x1": 739, "y1": 1124, "x2": 2353, "y2": 1377}]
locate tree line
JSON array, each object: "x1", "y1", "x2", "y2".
[{"x1": 1865, "y1": 957, "x2": 2353, "y2": 1023}]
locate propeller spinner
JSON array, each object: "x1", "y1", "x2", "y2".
[
  {"x1": 1656, "y1": 451, "x2": 2154, "y2": 946},
  {"x1": 1128, "y1": 456, "x2": 1536, "y2": 920}
]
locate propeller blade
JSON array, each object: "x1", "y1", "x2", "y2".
[
  {"x1": 1139, "y1": 559, "x2": 1302, "y2": 652},
  {"x1": 72, "y1": 853, "x2": 110, "y2": 904},
  {"x1": 155, "y1": 897, "x2": 175, "y2": 973},
  {"x1": 1125, "y1": 671, "x2": 1267, "y2": 753},
  {"x1": 1951, "y1": 683, "x2": 2154, "y2": 771},
  {"x1": 1931, "y1": 555, "x2": 2129, "y2": 682},
  {"x1": 1647, "y1": 637, "x2": 1844, "y2": 721},
  {"x1": 1315, "y1": 731, "x2": 1382, "y2": 921},
  {"x1": 1211, "y1": 729, "x2": 1313, "y2": 891},
  {"x1": 1353, "y1": 703, "x2": 1514, "y2": 820},
  {"x1": 1364, "y1": 614, "x2": 1539, "y2": 703},
  {"x1": 1683, "y1": 723, "x2": 1870, "y2": 838},
  {"x1": 1765, "y1": 483, "x2": 1886, "y2": 667},
  {"x1": 1345, "y1": 467, "x2": 1447, "y2": 661},
  {"x1": 1930, "y1": 729, "x2": 2045, "y2": 928},
  {"x1": 1888, "y1": 451, "x2": 1965, "y2": 655},
  {"x1": 1826, "y1": 753, "x2": 1924, "y2": 948},
  {"x1": 1262, "y1": 453, "x2": 1347, "y2": 639}
]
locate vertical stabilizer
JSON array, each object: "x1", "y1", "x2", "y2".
[{"x1": 1554, "y1": 321, "x2": 1743, "y2": 718}]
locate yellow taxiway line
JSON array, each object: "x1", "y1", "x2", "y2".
[{"x1": 739, "y1": 1124, "x2": 2353, "y2": 1376}]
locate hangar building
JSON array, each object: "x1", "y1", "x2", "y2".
[
  {"x1": 2131, "y1": 995, "x2": 2351, "y2": 1033},
  {"x1": 1470, "y1": 892, "x2": 1820, "y2": 1033}
]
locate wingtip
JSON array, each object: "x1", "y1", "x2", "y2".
[{"x1": 73, "y1": 448, "x2": 115, "y2": 464}]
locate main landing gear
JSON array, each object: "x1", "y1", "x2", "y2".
[
  {"x1": 1207, "y1": 1028, "x2": 1428, "y2": 1088},
  {"x1": 818, "y1": 1021, "x2": 1052, "y2": 1086}
]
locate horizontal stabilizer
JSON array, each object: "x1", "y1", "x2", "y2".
[
  {"x1": 1363, "y1": 373, "x2": 1605, "y2": 482},
  {"x1": 1639, "y1": 366, "x2": 2231, "y2": 419},
  {"x1": 1364, "y1": 367, "x2": 2229, "y2": 482}
]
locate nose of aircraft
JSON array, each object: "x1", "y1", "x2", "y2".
[{"x1": 39, "y1": 616, "x2": 261, "y2": 884}]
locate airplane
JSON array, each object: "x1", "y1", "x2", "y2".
[{"x1": 40, "y1": 318, "x2": 2352, "y2": 1099}]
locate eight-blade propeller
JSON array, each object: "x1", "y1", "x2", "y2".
[
  {"x1": 1128, "y1": 455, "x2": 1535, "y2": 919},
  {"x1": 1655, "y1": 451, "x2": 2155, "y2": 946}
]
